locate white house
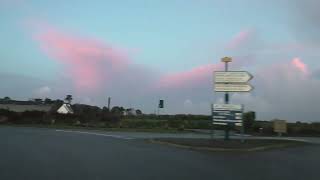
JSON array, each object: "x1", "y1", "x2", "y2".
[
  {"x1": 124, "y1": 108, "x2": 137, "y2": 116},
  {"x1": 57, "y1": 104, "x2": 74, "y2": 114}
]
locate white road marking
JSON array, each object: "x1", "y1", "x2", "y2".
[{"x1": 55, "y1": 130, "x2": 134, "y2": 140}]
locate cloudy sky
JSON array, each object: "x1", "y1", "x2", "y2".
[{"x1": 0, "y1": 0, "x2": 319, "y2": 122}]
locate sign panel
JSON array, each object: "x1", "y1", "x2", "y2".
[
  {"x1": 213, "y1": 104, "x2": 242, "y2": 111},
  {"x1": 214, "y1": 71, "x2": 253, "y2": 83},
  {"x1": 214, "y1": 83, "x2": 253, "y2": 92},
  {"x1": 273, "y1": 120, "x2": 287, "y2": 133},
  {"x1": 212, "y1": 104, "x2": 243, "y2": 126},
  {"x1": 213, "y1": 122, "x2": 243, "y2": 126}
]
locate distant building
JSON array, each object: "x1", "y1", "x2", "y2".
[
  {"x1": 124, "y1": 108, "x2": 137, "y2": 116},
  {"x1": 57, "y1": 104, "x2": 74, "y2": 114}
]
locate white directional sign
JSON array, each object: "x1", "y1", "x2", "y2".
[
  {"x1": 213, "y1": 122, "x2": 243, "y2": 126},
  {"x1": 214, "y1": 71, "x2": 253, "y2": 83},
  {"x1": 213, "y1": 104, "x2": 243, "y2": 126},
  {"x1": 214, "y1": 83, "x2": 253, "y2": 92},
  {"x1": 213, "y1": 104, "x2": 242, "y2": 111}
]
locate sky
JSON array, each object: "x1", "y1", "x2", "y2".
[{"x1": 0, "y1": 0, "x2": 320, "y2": 122}]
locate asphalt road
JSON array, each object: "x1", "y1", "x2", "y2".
[{"x1": 1, "y1": 126, "x2": 320, "y2": 180}]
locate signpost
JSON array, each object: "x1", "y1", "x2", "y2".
[{"x1": 212, "y1": 57, "x2": 254, "y2": 141}]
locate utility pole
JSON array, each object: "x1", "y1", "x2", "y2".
[{"x1": 221, "y1": 57, "x2": 232, "y2": 140}]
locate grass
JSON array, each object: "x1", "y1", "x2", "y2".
[{"x1": 150, "y1": 138, "x2": 309, "y2": 152}]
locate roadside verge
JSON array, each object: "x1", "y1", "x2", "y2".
[{"x1": 148, "y1": 138, "x2": 311, "y2": 152}]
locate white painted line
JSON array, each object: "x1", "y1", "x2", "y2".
[{"x1": 55, "y1": 130, "x2": 134, "y2": 140}]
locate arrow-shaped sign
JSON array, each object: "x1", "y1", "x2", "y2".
[
  {"x1": 214, "y1": 83, "x2": 254, "y2": 92},
  {"x1": 214, "y1": 71, "x2": 253, "y2": 83}
]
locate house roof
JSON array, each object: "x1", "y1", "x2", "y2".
[
  {"x1": 64, "y1": 104, "x2": 74, "y2": 114},
  {"x1": 57, "y1": 104, "x2": 74, "y2": 114}
]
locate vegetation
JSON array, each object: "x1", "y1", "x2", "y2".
[
  {"x1": 243, "y1": 111, "x2": 256, "y2": 133},
  {"x1": 64, "y1": 95, "x2": 73, "y2": 104},
  {"x1": 0, "y1": 97, "x2": 319, "y2": 136}
]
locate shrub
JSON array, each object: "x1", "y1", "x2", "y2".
[{"x1": 52, "y1": 113, "x2": 79, "y2": 124}]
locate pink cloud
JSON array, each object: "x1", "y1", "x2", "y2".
[
  {"x1": 32, "y1": 24, "x2": 130, "y2": 92},
  {"x1": 256, "y1": 58, "x2": 310, "y2": 93},
  {"x1": 226, "y1": 29, "x2": 255, "y2": 50},
  {"x1": 157, "y1": 64, "x2": 223, "y2": 89},
  {"x1": 291, "y1": 57, "x2": 308, "y2": 74},
  {"x1": 156, "y1": 56, "x2": 255, "y2": 89}
]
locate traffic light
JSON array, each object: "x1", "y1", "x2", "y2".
[{"x1": 159, "y1": 100, "x2": 164, "y2": 108}]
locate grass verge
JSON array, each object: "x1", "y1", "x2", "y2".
[{"x1": 149, "y1": 138, "x2": 310, "y2": 152}]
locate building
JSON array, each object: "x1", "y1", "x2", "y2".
[
  {"x1": 124, "y1": 108, "x2": 137, "y2": 116},
  {"x1": 57, "y1": 104, "x2": 74, "y2": 114}
]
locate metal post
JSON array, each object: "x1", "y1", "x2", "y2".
[
  {"x1": 241, "y1": 105, "x2": 245, "y2": 143},
  {"x1": 241, "y1": 124, "x2": 245, "y2": 143},
  {"x1": 211, "y1": 104, "x2": 214, "y2": 140},
  {"x1": 219, "y1": 57, "x2": 233, "y2": 141},
  {"x1": 224, "y1": 61, "x2": 230, "y2": 140},
  {"x1": 225, "y1": 61, "x2": 229, "y2": 104}
]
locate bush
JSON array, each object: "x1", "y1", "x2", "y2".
[
  {"x1": 243, "y1": 111, "x2": 256, "y2": 133},
  {"x1": 52, "y1": 113, "x2": 79, "y2": 125},
  {"x1": 0, "y1": 109, "x2": 20, "y2": 122}
]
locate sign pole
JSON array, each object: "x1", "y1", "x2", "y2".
[
  {"x1": 224, "y1": 62, "x2": 229, "y2": 104},
  {"x1": 241, "y1": 105, "x2": 245, "y2": 143},
  {"x1": 222, "y1": 57, "x2": 231, "y2": 140},
  {"x1": 213, "y1": 57, "x2": 254, "y2": 142},
  {"x1": 211, "y1": 103, "x2": 214, "y2": 140}
]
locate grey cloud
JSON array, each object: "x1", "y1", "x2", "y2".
[
  {"x1": 287, "y1": 0, "x2": 320, "y2": 45},
  {"x1": 231, "y1": 61, "x2": 320, "y2": 122}
]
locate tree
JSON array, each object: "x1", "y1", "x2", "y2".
[
  {"x1": 44, "y1": 98, "x2": 53, "y2": 104},
  {"x1": 111, "y1": 106, "x2": 121, "y2": 115},
  {"x1": 54, "y1": 99, "x2": 64, "y2": 105},
  {"x1": 243, "y1": 111, "x2": 256, "y2": 133},
  {"x1": 34, "y1": 98, "x2": 43, "y2": 104},
  {"x1": 111, "y1": 106, "x2": 125, "y2": 115},
  {"x1": 119, "y1": 107, "x2": 125, "y2": 114},
  {"x1": 65, "y1": 95, "x2": 73, "y2": 104},
  {"x1": 3, "y1": 97, "x2": 11, "y2": 101},
  {"x1": 135, "y1": 109, "x2": 142, "y2": 115},
  {"x1": 102, "y1": 106, "x2": 109, "y2": 113}
]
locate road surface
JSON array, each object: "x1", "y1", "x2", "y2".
[{"x1": 0, "y1": 126, "x2": 320, "y2": 180}]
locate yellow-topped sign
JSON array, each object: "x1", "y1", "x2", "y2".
[{"x1": 221, "y1": 57, "x2": 232, "y2": 63}]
